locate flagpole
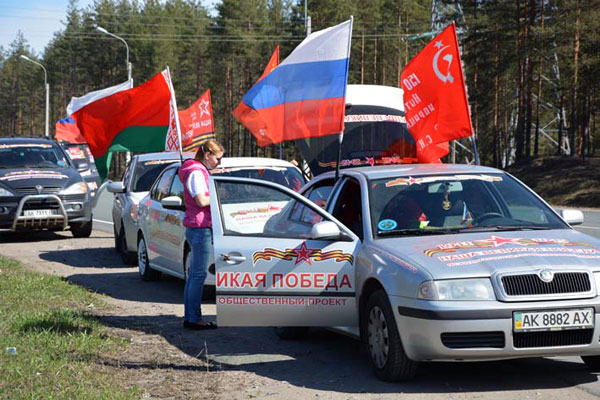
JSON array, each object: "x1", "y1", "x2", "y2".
[
  {"x1": 334, "y1": 16, "x2": 354, "y2": 182},
  {"x1": 166, "y1": 66, "x2": 184, "y2": 162}
]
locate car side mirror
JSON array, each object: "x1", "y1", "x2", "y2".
[
  {"x1": 560, "y1": 209, "x2": 584, "y2": 226},
  {"x1": 107, "y1": 181, "x2": 126, "y2": 193},
  {"x1": 77, "y1": 162, "x2": 89, "y2": 172},
  {"x1": 311, "y1": 221, "x2": 348, "y2": 240},
  {"x1": 161, "y1": 195, "x2": 185, "y2": 211}
]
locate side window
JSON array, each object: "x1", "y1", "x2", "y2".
[
  {"x1": 169, "y1": 174, "x2": 184, "y2": 201},
  {"x1": 331, "y1": 179, "x2": 363, "y2": 240},
  {"x1": 215, "y1": 180, "x2": 331, "y2": 239},
  {"x1": 122, "y1": 160, "x2": 133, "y2": 188},
  {"x1": 152, "y1": 168, "x2": 176, "y2": 202},
  {"x1": 304, "y1": 180, "x2": 334, "y2": 209}
]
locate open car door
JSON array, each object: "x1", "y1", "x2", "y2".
[{"x1": 209, "y1": 176, "x2": 360, "y2": 327}]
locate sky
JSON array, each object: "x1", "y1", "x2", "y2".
[{"x1": 0, "y1": 0, "x2": 218, "y2": 55}]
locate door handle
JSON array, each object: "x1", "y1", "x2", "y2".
[{"x1": 221, "y1": 253, "x2": 246, "y2": 263}]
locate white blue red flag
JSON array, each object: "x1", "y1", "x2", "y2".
[{"x1": 234, "y1": 18, "x2": 353, "y2": 146}]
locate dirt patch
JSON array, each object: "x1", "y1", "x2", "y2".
[{"x1": 505, "y1": 157, "x2": 600, "y2": 208}]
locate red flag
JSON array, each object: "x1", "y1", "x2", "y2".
[
  {"x1": 232, "y1": 45, "x2": 280, "y2": 144},
  {"x1": 178, "y1": 89, "x2": 215, "y2": 152},
  {"x1": 400, "y1": 22, "x2": 473, "y2": 163}
]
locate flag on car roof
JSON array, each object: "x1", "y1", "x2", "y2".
[
  {"x1": 232, "y1": 45, "x2": 279, "y2": 136},
  {"x1": 234, "y1": 19, "x2": 353, "y2": 146},
  {"x1": 55, "y1": 116, "x2": 85, "y2": 144},
  {"x1": 72, "y1": 70, "x2": 177, "y2": 180},
  {"x1": 178, "y1": 89, "x2": 216, "y2": 152},
  {"x1": 400, "y1": 22, "x2": 473, "y2": 163}
]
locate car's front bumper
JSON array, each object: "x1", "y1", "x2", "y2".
[{"x1": 391, "y1": 295, "x2": 600, "y2": 362}]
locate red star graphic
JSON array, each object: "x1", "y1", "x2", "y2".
[
  {"x1": 487, "y1": 235, "x2": 524, "y2": 248},
  {"x1": 293, "y1": 242, "x2": 316, "y2": 265},
  {"x1": 407, "y1": 176, "x2": 419, "y2": 185},
  {"x1": 365, "y1": 157, "x2": 375, "y2": 166}
]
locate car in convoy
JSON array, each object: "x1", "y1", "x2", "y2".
[
  {"x1": 107, "y1": 151, "x2": 193, "y2": 264},
  {"x1": 59, "y1": 142, "x2": 102, "y2": 202},
  {"x1": 0, "y1": 137, "x2": 93, "y2": 237},
  {"x1": 207, "y1": 163, "x2": 600, "y2": 381},
  {"x1": 135, "y1": 157, "x2": 306, "y2": 297}
]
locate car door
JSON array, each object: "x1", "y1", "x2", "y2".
[
  {"x1": 145, "y1": 167, "x2": 177, "y2": 269},
  {"x1": 209, "y1": 176, "x2": 360, "y2": 327},
  {"x1": 160, "y1": 173, "x2": 186, "y2": 276}
]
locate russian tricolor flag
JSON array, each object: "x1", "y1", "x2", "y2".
[{"x1": 235, "y1": 18, "x2": 353, "y2": 146}]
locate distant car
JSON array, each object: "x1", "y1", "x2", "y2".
[
  {"x1": 135, "y1": 157, "x2": 306, "y2": 296},
  {"x1": 206, "y1": 163, "x2": 600, "y2": 382},
  {"x1": 59, "y1": 142, "x2": 102, "y2": 202},
  {"x1": 0, "y1": 137, "x2": 93, "y2": 237},
  {"x1": 107, "y1": 151, "x2": 193, "y2": 264}
]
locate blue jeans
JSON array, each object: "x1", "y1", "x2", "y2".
[{"x1": 184, "y1": 227, "x2": 212, "y2": 323}]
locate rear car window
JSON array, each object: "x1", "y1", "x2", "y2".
[{"x1": 132, "y1": 159, "x2": 179, "y2": 192}]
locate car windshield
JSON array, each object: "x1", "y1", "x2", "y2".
[
  {"x1": 369, "y1": 173, "x2": 568, "y2": 238},
  {"x1": 133, "y1": 159, "x2": 179, "y2": 192},
  {"x1": 0, "y1": 143, "x2": 69, "y2": 169},
  {"x1": 213, "y1": 166, "x2": 305, "y2": 192}
]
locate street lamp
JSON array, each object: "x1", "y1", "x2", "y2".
[
  {"x1": 96, "y1": 26, "x2": 132, "y2": 82},
  {"x1": 20, "y1": 55, "x2": 49, "y2": 138}
]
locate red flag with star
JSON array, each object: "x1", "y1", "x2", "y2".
[
  {"x1": 400, "y1": 22, "x2": 473, "y2": 163},
  {"x1": 178, "y1": 89, "x2": 216, "y2": 152}
]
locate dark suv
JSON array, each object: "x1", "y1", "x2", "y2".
[{"x1": 0, "y1": 137, "x2": 93, "y2": 237}]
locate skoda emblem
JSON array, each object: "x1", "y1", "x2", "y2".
[
  {"x1": 539, "y1": 269, "x2": 554, "y2": 283},
  {"x1": 35, "y1": 185, "x2": 43, "y2": 194}
]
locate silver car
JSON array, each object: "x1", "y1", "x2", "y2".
[
  {"x1": 208, "y1": 163, "x2": 600, "y2": 382},
  {"x1": 107, "y1": 152, "x2": 193, "y2": 264},
  {"x1": 136, "y1": 157, "x2": 306, "y2": 297}
]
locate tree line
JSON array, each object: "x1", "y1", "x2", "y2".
[{"x1": 0, "y1": 0, "x2": 597, "y2": 175}]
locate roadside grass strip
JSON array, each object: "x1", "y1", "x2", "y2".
[{"x1": 0, "y1": 257, "x2": 140, "y2": 399}]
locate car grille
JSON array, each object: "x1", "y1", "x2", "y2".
[
  {"x1": 441, "y1": 332, "x2": 505, "y2": 349},
  {"x1": 22, "y1": 199, "x2": 61, "y2": 211},
  {"x1": 14, "y1": 187, "x2": 61, "y2": 195},
  {"x1": 513, "y1": 329, "x2": 593, "y2": 348},
  {"x1": 501, "y1": 272, "x2": 591, "y2": 296}
]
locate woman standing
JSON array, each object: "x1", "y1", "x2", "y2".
[{"x1": 178, "y1": 139, "x2": 224, "y2": 330}]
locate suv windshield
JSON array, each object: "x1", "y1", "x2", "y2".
[
  {"x1": 370, "y1": 173, "x2": 568, "y2": 238},
  {"x1": 212, "y1": 166, "x2": 305, "y2": 192},
  {"x1": 0, "y1": 143, "x2": 69, "y2": 169}
]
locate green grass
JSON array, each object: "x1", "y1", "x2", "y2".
[{"x1": 0, "y1": 257, "x2": 140, "y2": 399}]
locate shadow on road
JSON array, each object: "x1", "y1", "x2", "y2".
[
  {"x1": 99, "y1": 312, "x2": 600, "y2": 395},
  {"x1": 40, "y1": 246, "x2": 126, "y2": 268}
]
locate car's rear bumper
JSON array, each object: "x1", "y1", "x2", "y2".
[{"x1": 390, "y1": 295, "x2": 600, "y2": 361}]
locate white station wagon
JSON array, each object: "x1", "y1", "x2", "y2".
[{"x1": 208, "y1": 163, "x2": 600, "y2": 381}]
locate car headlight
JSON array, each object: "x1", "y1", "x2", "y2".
[
  {"x1": 129, "y1": 204, "x2": 139, "y2": 223},
  {"x1": 60, "y1": 182, "x2": 88, "y2": 195},
  {"x1": 418, "y1": 278, "x2": 496, "y2": 301},
  {"x1": 0, "y1": 187, "x2": 15, "y2": 197}
]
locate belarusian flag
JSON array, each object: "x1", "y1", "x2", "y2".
[{"x1": 72, "y1": 70, "x2": 176, "y2": 180}]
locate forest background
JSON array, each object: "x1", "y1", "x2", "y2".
[{"x1": 0, "y1": 0, "x2": 598, "y2": 178}]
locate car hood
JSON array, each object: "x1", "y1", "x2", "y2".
[
  {"x1": 376, "y1": 229, "x2": 600, "y2": 279},
  {"x1": 0, "y1": 167, "x2": 82, "y2": 191}
]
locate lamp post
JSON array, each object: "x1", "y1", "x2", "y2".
[
  {"x1": 96, "y1": 26, "x2": 132, "y2": 82},
  {"x1": 20, "y1": 55, "x2": 49, "y2": 138}
]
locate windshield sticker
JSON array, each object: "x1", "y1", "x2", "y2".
[
  {"x1": 425, "y1": 235, "x2": 594, "y2": 257},
  {"x1": 0, "y1": 144, "x2": 53, "y2": 149},
  {"x1": 253, "y1": 242, "x2": 354, "y2": 266},
  {"x1": 386, "y1": 174, "x2": 503, "y2": 188},
  {"x1": 66, "y1": 147, "x2": 85, "y2": 159},
  {"x1": 217, "y1": 271, "x2": 352, "y2": 292},
  {"x1": 318, "y1": 156, "x2": 419, "y2": 169},
  {"x1": 378, "y1": 219, "x2": 398, "y2": 231},
  {"x1": 0, "y1": 170, "x2": 68, "y2": 181},
  {"x1": 345, "y1": 114, "x2": 406, "y2": 123},
  {"x1": 143, "y1": 160, "x2": 177, "y2": 166}
]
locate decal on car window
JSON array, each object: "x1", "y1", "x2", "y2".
[
  {"x1": 385, "y1": 174, "x2": 504, "y2": 188},
  {"x1": 0, "y1": 170, "x2": 68, "y2": 181},
  {"x1": 252, "y1": 242, "x2": 354, "y2": 266}
]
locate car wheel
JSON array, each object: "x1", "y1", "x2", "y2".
[
  {"x1": 274, "y1": 327, "x2": 309, "y2": 340},
  {"x1": 137, "y1": 235, "x2": 160, "y2": 281},
  {"x1": 582, "y1": 356, "x2": 600, "y2": 371},
  {"x1": 366, "y1": 290, "x2": 416, "y2": 381},
  {"x1": 71, "y1": 220, "x2": 93, "y2": 238},
  {"x1": 119, "y1": 226, "x2": 137, "y2": 265}
]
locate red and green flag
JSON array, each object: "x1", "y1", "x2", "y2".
[{"x1": 72, "y1": 70, "x2": 176, "y2": 180}]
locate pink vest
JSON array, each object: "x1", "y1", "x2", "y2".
[{"x1": 179, "y1": 159, "x2": 212, "y2": 228}]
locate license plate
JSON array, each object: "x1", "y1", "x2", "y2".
[
  {"x1": 513, "y1": 308, "x2": 594, "y2": 332},
  {"x1": 24, "y1": 209, "x2": 58, "y2": 217}
]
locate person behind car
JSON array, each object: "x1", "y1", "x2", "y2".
[{"x1": 178, "y1": 139, "x2": 224, "y2": 330}]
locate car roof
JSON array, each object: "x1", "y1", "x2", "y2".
[
  {"x1": 346, "y1": 84, "x2": 404, "y2": 111},
  {"x1": 318, "y1": 163, "x2": 504, "y2": 180},
  {"x1": 134, "y1": 151, "x2": 195, "y2": 162},
  {"x1": 219, "y1": 157, "x2": 297, "y2": 168},
  {"x1": 0, "y1": 137, "x2": 56, "y2": 145}
]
